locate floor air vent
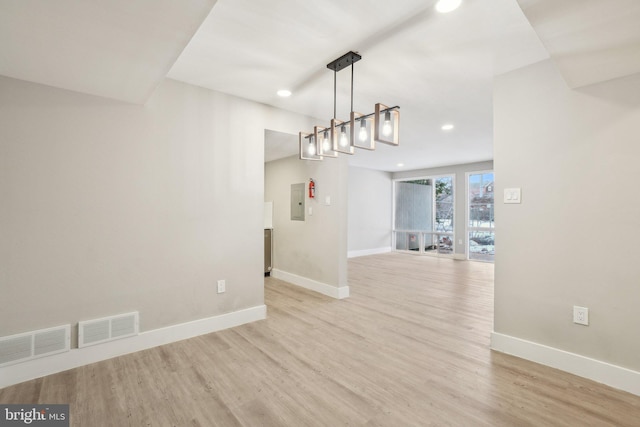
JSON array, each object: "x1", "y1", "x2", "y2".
[
  {"x1": 0, "y1": 325, "x2": 70, "y2": 367},
  {"x1": 78, "y1": 312, "x2": 139, "y2": 348}
]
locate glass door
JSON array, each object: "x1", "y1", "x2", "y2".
[{"x1": 468, "y1": 171, "x2": 494, "y2": 262}]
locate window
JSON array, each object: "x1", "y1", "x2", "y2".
[
  {"x1": 468, "y1": 171, "x2": 494, "y2": 262},
  {"x1": 393, "y1": 176, "x2": 454, "y2": 256}
]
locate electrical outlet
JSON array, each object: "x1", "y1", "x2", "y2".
[
  {"x1": 217, "y1": 279, "x2": 226, "y2": 294},
  {"x1": 573, "y1": 306, "x2": 588, "y2": 325}
]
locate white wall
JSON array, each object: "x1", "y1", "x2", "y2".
[
  {"x1": 347, "y1": 166, "x2": 392, "y2": 257},
  {"x1": 0, "y1": 75, "x2": 314, "y2": 338},
  {"x1": 493, "y1": 60, "x2": 640, "y2": 385},
  {"x1": 265, "y1": 154, "x2": 349, "y2": 297},
  {"x1": 393, "y1": 161, "x2": 493, "y2": 256}
]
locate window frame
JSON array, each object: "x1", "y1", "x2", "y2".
[
  {"x1": 392, "y1": 173, "x2": 456, "y2": 258},
  {"x1": 465, "y1": 170, "x2": 495, "y2": 262}
]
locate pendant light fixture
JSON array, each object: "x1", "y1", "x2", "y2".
[
  {"x1": 299, "y1": 51, "x2": 400, "y2": 161},
  {"x1": 316, "y1": 125, "x2": 337, "y2": 158},
  {"x1": 299, "y1": 130, "x2": 322, "y2": 161}
]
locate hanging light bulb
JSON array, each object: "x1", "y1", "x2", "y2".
[
  {"x1": 382, "y1": 111, "x2": 392, "y2": 136},
  {"x1": 374, "y1": 103, "x2": 400, "y2": 146},
  {"x1": 358, "y1": 118, "x2": 368, "y2": 142},
  {"x1": 308, "y1": 136, "x2": 316, "y2": 155},
  {"x1": 339, "y1": 126, "x2": 348, "y2": 147},
  {"x1": 322, "y1": 131, "x2": 330, "y2": 152}
]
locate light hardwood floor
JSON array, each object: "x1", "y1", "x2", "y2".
[{"x1": 2, "y1": 253, "x2": 639, "y2": 426}]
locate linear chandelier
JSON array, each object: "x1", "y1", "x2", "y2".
[{"x1": 300, "y1": 51, "x2": 400, "y2": 161}]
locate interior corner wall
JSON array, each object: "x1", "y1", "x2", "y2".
[
  {"x1": 493, "y1": 59, "x2": 640, "y2": 372},
  {"x1": 347, "y1": 166, "x2": 392, "y2": 256},
  {"x1": 0, "y1": 75, "x2": 313, "y2": 340},
  {"x1": 264, "y1": 155, "x2": 349, "y2": 290},
  {"x1": 392, "y1": 160, "x2": 493, "y2": 256}
]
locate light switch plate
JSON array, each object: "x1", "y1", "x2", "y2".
[
  {"x1": 504, "y1": 188, "x2": 521, "y2": 204},
  {"x1": 325, "y1": 196, "x2": 331, "y2": 206}
]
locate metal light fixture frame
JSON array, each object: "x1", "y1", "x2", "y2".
[
  {"x1": 299, "y1": 131, "x2": 322, "y2": 161},
  {"x1": 315, "y1": 125, "x2": 338, "y2": 158},
  {"x1": 350, "y1": 111, "x2": 375, "y2": 150},
  {"x1": 374, "y1": 103, "x2": 400, "y2": 146},
  {"x1": 331, "y1": 118, "x2": 353, "y2": 154}
]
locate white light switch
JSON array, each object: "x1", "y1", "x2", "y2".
[
  {"x1": 325, "y1": 196, "x2": 331, "y2": 206},
  {"x1": 308, "y1": 207, "x2": 313, "y2": 216},
  {"x1": 504, "y1": 188, "x2": 521, "y2": 204}
]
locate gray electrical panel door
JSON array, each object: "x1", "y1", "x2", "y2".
[{"x1": 291, "y1": 183, "x2": 305, "y2": 221}]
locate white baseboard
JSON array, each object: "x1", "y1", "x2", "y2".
[
  {"x1": 271, "y1": 269, "x2": 349, "y2": 299},
  {"x1": 0, "y1": 305, "x2": 266, "y2": 389},
  {"x1": 491, "y1": 332, "x2": 640, "y2": 397},
  {"x1": 453, "y1": 253, "x2": 466, "y2": 260},
  {"x1": 347, "y1": 247, "x2": 391, "y2": 258}
]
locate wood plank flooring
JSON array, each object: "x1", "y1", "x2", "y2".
[{"x1": 2, "y1": 253, "x2": 640, "y2": 426}]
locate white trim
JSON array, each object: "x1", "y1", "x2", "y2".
[
  {"x1": 453, "y1": 253, "x2": 466, "y2": 260},
  {"x1": 491, "y1": 332, "x2": 640, "y2": 397},
  {"x1": 0, "y1": 305, "x2": 266, "y2": 389},
  {"x1": 271, "y1": 269, "x2": 349, "y2": 299},
  {"x1": 348, "y1": 247, "x2": 391, "y2": 258}
]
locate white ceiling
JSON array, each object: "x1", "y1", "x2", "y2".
[
  {"x1": 2, "y1": 0, "x2": 639, "y2": 172},
  {"x1": 169, "y1": 0, "x2": 550, "y2": 171},
  {"x1": 0, "y1": 0, "x2": 217, "y2": 104},
  {"x1": 518, "y1": 0, "x2": 640, "y2": 89}
]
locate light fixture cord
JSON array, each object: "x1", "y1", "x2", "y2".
[
  {"x1": 333, "y1": 69, "x2": 337, "y2": 120},
  {"x1": 350, "y1": 63, "x2": 354, "y2": 113}
]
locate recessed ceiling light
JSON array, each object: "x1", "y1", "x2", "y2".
[
  {"x1": 277, "y1": 89, "x2": 292, "y2": 97},
  {"x1": 397, "y1": 163, "x2": 405, "y2": 167},
  {"x1": 441, "y1": 123, "x2": 455, "y2": 131},
  {"x1": 435, "y1": 0, "x2": 462, "y2": 13}
]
